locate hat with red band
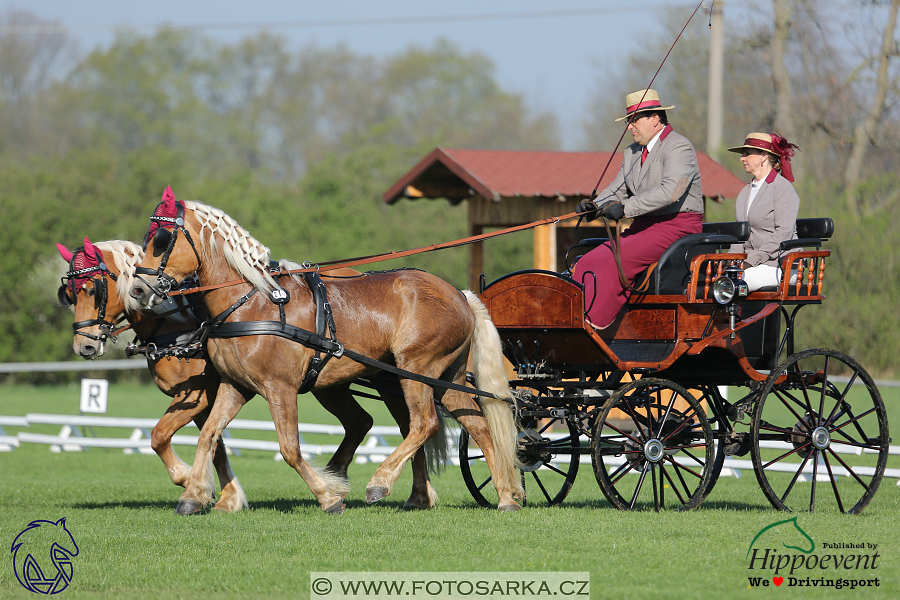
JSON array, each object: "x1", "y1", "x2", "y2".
[
  {"x1": 614, "y1": 88, "x2": 675, "y2": 122},
  {"x1": 728, "y1": 132, "x2": 800, "y2": 183}
]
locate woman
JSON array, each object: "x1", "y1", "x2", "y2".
[{"x1": 727, "y1": 132, "x2": 801, "y2": 292}]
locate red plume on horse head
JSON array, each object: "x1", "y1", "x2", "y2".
[{"x1": 148, "y1": 185, "x2": 178, "y2": 238}]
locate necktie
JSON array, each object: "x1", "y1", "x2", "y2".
[{"x1": 641, "y1": 147, "x2": 648, "y2": 166}]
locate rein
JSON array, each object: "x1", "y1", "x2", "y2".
[{"x1": 159, "y1": 212, "x2": 579, "y2": 297}]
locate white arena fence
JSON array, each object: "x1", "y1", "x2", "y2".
[{"x1": 1, "y1": 360, "x2": 898, "y2": 483}]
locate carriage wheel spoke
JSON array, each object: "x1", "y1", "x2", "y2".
[
  {"x1": 665, "y1": 455, "x2": 703, "y2": 480},
  {"x1": 476, "y1": 476, "x2": 492, "y2": 492},
  {"x1": 822, "y1": 452, "x2": 846, "y2": 513},
  {"x1": 531, "y1": 471, "x2": 553, "y2": 504},
  {"x1": 763, "y1": 442, "x2": 811, "y2": 470},
  {"x1": 651, "y1": 464, "x2": 660, "y2": 512},
  {"x1": 608, "y1": 458, "x2": 639, "y2": 485},
  {"x1": 678, "y1": 447, "x2": 707, "y2": 468},
  {"x1": 825, "y1": 371, "x2": 858, "y2": 424},
  {"x1": 773, "y1": 389, "x2": 809, "y2": 426},
  {"x1": 468, "y1": 453, "x2": 485, "y2": 462},
  {"x1": 810, "y1": 449, "x2": 819, "y2": 512},
  {"x1": 826, "y1": 447, "x2": 871, "y2": 491},
  {"x1": 540, "y1": 462, "x2": 569, "y2": 477},
  {"x1": 603, "y1": 421, "x2": 644, "y2": 447},
  {"x1": 629, "y1": 462, "x2": 651, "y2": 510},
  {"x1": 817, "y1": 356, "x2": 831, "y2": 423},
  {"x1": 660, "y1": 463, "x2": 686, "y2": 505},
  {"x1": 779, "y1": 451, "x2": 813, "y2": 504}
]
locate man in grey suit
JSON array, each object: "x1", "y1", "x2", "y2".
[{"x1": 573, "y1": 88, "x2": 704, "y2": 328}]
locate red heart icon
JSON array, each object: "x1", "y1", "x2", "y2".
[{"x1": 773, "y1": 577, "x2": 783, "y2": 586}]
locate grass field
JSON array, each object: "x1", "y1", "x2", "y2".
[{"x1": 1, "y1": 382, "x2": 898, "y2": 600}]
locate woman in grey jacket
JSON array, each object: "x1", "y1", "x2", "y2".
[{"x1": 727, "y1": 132, "x2": 801, "y2": 291}]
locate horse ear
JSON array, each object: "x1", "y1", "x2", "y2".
[
  {"x1": 162, "y1": 185, "x2": 175, "y2": 210},
  {"x1": 83, "y1": 236, "x2": 99, "y2": 260},
  {"x1": 57, "y1": 243, "x2": 74, "y2": 262}
]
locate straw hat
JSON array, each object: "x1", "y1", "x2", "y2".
[
  {"x1": 727, "y1": 132, "x2": 780, "y2": 155},
  {"x1": 728, "y1": 132, "x2": 800, "y2": 182},
  {"x1": 614, "y1": 89, "x2": 675, "y2": 122}
]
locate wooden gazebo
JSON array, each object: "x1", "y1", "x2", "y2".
[{"x1": 384, "y1": 148, "x2": 745, "y2": 290}]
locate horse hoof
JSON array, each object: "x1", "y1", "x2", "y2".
[
  {"x1": 366, "y1": 486, "x2": 389, "y2": 504},
  {"x1": 175, "y1": 499, "x2": 203, "y2": 515},
  {"x1": 498, "y1": 503, "x2": 521, "y2": 512},
  {"x1": 324, "y1": 500, "x2": 346, "y2": 515}
]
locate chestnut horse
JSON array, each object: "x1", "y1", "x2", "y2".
[
  {"x1": 57, "y1": 237, "x2": 450, "y2": 511},
  {"x1": 130, "y1": 195, "x2": 523, "y2": 514}
]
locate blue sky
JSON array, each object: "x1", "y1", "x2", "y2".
[{"x1": 4, "y1": 1, "x2": 746, "y2": 148}]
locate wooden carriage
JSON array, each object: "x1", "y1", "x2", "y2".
[{"x1": 459, "y1": 217, "x2": 890, "y2": 513}]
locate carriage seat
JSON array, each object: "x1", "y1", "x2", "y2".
[
  {"x1": 565, "y1": 221, "x2": 750, "y2": 295},
  {"x1": 750, "y1": 217, "x2": 835, "y2": 293}
]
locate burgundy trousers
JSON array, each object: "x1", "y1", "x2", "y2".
[{"x1": 572, "y1": 212, "x2": 703, "y2": 328}]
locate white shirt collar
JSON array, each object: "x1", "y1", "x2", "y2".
[{"x1": 645, "y1": 127, "x2": 665, "y2": 153}]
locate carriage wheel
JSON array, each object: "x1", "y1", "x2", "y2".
[
  {"x1": 591, "y1": 378, "x2": 715, "y2": 511},
  {"x1": 750, "y1": 348, "x2": 888, "y2": 513},
  {"x1": 459, "y1": 413, "x2": 581, "y2": 507}
]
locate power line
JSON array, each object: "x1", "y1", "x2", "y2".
[{"x1": 1, "y1": 4, "x2": 691, "y2": 35}]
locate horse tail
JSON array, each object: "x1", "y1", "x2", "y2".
[
  {"x1": 423, "y1": 404, "x2": 451, "y2": 475},
  {"x1": 462, "y1": 290, "x2": 525, "y2": 500}
]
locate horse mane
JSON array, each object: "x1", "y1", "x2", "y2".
[
  {"x1": 184, "y1": 201, "x2": 276, "y2": 292},
  {"x1": 93, "y1": 240, "x2": 145, "y2": 313}
]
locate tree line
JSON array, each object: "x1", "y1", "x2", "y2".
[{"x1": 1, "y1": 3, "x2": 897, "y2": 382}]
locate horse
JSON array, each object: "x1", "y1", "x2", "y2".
[
  {"x1": 129, "y1": 192, "x2": 524, "y2": 514},
  {"x1": 57, "y1": 236, "x2": 450, "y2": 511}
]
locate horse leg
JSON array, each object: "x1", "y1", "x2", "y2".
[
  {"x1": 312, "y1": 385, "x2": 373, "y2": 481},
  {"x1": 267, "y1": 383, "x2": 350, "y2": 513},
  {"x1": 365, "y1": 378, "x2": 439, "y2": 505},
  {"x1": 151, "y1": 391, "x2": 202, "y2": 487},
  {"x1": 382, "y1": 391, "x2": 439, "y2": 510},
  {"x1": 176, "y1": 379, "x2": 250, "y2": 515},
  {"x1": 441, "y1": 389, "x2": 521, "y2": 511}
]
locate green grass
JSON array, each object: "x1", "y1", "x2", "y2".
[{"x1": 1, "y1": 383, "x2": 899, "y2": 599}]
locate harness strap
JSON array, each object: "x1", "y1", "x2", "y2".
[
  {"x1": 207, "y1": 321, "x2": 499, "y2": 400},
  {"x1": 297, "y1": 272, "x2": 338, "y2": 394}
]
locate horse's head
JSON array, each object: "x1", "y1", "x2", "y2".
[
  {"x1": 131, "y1": 188, "x2": 276, "y2": 308},
  {"x1": 57, "y1": 238, "x2": 142, "y2": 358},
  {"x1": 131, "y1": 187, "x2": 203, "y2": 309}
]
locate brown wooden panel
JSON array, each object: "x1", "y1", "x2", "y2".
[
  {"x1": 602, "y1": 307, "x2": 676, "y2": 341},
  {"x1": 482, "y1": 273, "x2": 583, "y2": 328},
  {"x1": 488, "y1": 286, "x2": 575, "y2": 326}
]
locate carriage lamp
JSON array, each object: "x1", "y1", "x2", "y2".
[{"x1": 712, "y1": 265, "x2": 749, "y2": 337}]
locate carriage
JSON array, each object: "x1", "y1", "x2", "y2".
[
  {"x1": 61, "y1": 192, "x2": 888, "y2": 515},
  {"x1": 459, "y1": 217, "x2": 890, "y2": 513}
]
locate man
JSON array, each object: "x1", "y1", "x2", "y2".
[{"x1": 573, "y1": 88, "x2": 703, "y2": 328}]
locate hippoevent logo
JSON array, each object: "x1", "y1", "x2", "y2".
[
  {"x1": 10, "y1": 518, "x2": 79, "y2": 594},
  {"x1": 746, "y1": 517, "x2": 880, "y2": 590}
]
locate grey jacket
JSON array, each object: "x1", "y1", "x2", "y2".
[
  {"x1": 595, "y1": 126, "x2": 704, "y2": 218},
  {"x1": 728, "y1": 170, "x2": 800, "y2": 267}
]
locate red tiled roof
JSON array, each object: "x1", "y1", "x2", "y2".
[{"x1": 384, "y1": 147, "x2": 746, "y2": 203}]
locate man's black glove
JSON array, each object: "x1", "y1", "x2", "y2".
[
  {"x1": 600, "y1": 201, "x2": 625, "y2": 221},
  {"x1": 577, "y1": 198, "x2": 599, "y2": 222}
]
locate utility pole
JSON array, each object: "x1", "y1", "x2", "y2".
[{"x1": 707, "y1": 0, "x2": 724, "y2": 163}]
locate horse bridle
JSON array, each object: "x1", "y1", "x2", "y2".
[
  {"x1": 137, "y1": 200, "x2": 202, "y2": 300},
  {"x1": 58, "y1": 247, "x2": 122, "y2": 344}
]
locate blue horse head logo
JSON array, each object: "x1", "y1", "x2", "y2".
[{"x1": 11, "y1": 518, "x2": 79, "y2": 594}]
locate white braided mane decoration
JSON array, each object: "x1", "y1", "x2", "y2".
[
  {"x1": 184, "y1": 201, "x2": 277, "y2": 292},
  {"x1": 94, "y1": 240, "x2": 145, "y2": 313}
]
